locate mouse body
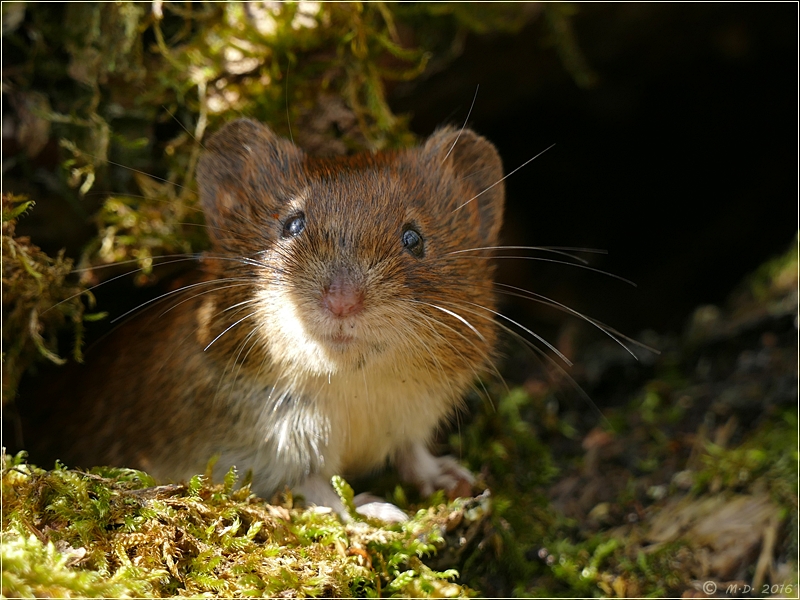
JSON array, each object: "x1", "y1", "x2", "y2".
[{"x1": 28, "y1": 119, "x2": 505, "y2": 511}]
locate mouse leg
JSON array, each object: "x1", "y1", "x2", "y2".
[
  {"x1": 396, "y1": 441, "x2": 475, "y2": 499},
  {"x1": 294, "y1": 473, "x2": 345, "y2": 514}
]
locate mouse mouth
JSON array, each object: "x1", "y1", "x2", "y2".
[
  {"x1": 314, "y1": 310, "x2": 363, "y2": 349},
  {"x1": 323, "y1": 332, "x2": 357, "y2": 347},
  {"x1": 314, "y1": 322, "x2": 378, "y2": 358}
]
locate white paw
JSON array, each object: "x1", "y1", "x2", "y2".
[
  {"x1": 353, "y1": 493, "x2": 409, "y2": 523},
  {"x1": 396, "y1": 443, "x2": 475, "y2": 498},
  {"x1": 294, "y1": 476, "x2": 409, "y2": 522}
]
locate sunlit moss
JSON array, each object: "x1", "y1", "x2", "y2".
[{"x1": 2, "y1": 451, "x2": 482, "y2": 598}]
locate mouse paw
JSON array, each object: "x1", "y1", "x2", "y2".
[
  {"x1": 353, "y1": 493, "x2": 409, "y2": 523},
  {"x1": 295, "y1": 475, "x2": 409, "y2": 523},
  {"x1": 396, "y1": 442, "x2": 475, "y2": 499}
]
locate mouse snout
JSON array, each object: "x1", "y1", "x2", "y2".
[{"x1": 321, "y1": 269, "x2": 364, "y2": 318}]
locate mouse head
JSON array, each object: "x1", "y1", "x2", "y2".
[{"x1": 197, "y1": 119, "x2": 505, "y2": 384}]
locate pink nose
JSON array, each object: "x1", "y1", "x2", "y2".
[{"x1": 322, "y1": 271, "x2": 364, "y2": 317}]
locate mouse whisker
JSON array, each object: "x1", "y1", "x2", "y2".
[
  {"x1": 500, "y1": 320, "x2": 614, "y2": 431},
  {"x1": 452, "y1": 300, "x2": 571, "y2": 366},
  {"x1": 110, "y1": 279, "x2": 253, "y2": 324},
  {"x1": 163, "y1": 104, "x2": 210, "y2": 151},
  {"x1": 438, "y1": 254, "x2": 637, "y2": 287},
  {"x1": 227, "y1": 323, "x2": 266, "y2": 396},
  {"x1": 82, "y1": 154, "x2": 196, "y2": 196},
  {"x1": 456, "y1": 282, "x2": 636, "y2": 360},
  {"x1": 70, "y1": 253, "x2": 200, "y2": 274},
  {"x1": 124, "y1": 287, "x2": 258, "y2": 370},
  {"x1": 210, "y1": 321, "x2": 263, "y2": 410},
  {"x1": 447, "y1": 245, "x2": 610, "y2": 265},
  {"x1": 175, "y1": 221, "x2": 262, "y2": 246},
  {"x1": 441, "y1": 84, "x2": 480, "y2": 164},
  {"x1": 440, "y1": 300, "x2": 564, "y2": 373},
  {"x1": 49, "y1": 253, "x2": 266, "y2": 322},
  {"x1": 389, "y1": 311, "x2": 441, "y2": 372},
  {"x1": 453, "y1": 143, "x2": 555, "y2": 213},
  {"x1": 203, "y1": 312, "x2": 257, "y2": 352},
  {"x1": 235, "y1": 257, "x2": 270, "y2": 270},
  {"x1": 71, "y1": 253, "x2": 265, "y2": 278},
  {"x1": 456, "y1": 162, "x2": 496, "y2": 184},
  {"x1": 45, "y1": 254, "x2": 204, "y2": 315},
  {"x1": 411, "y1": 300, "x2": 486, "y2": 343},
  {"x1": 413, "y1": 307, "x2": 491, "y2": 375},
  {"x1": 474, "y1": 308, "x2": 548, "y2": 361},
  {"x1": 144, "y1": 289, "x2": 257, "y2": 384},
  {"x1": 493, "y1": 283, "x2": 658, "y2": 357},
  {"x1": 82, "y1": 192, "x2": 208, "y2": 225},
  {"x1": 408, "y1": 316, "x2": 479, "y2": 426},
  {"x1": 410, "y1": 302, "x2": 503, "y2": 411},
  {"x1": 413, "y1": 307, "x2": 507, "y2": 404},
  {"x1": 219, "y1": 297, "x2": 261, "y2": 314},
  {"x1": 419, "y1": 303, "x2": 502, "y2": 379},
  {"x1": 441, "y1": 301, "x2": 613, "y2": 430}
]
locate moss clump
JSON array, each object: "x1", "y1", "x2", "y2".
[
  {"x1": 1, "y1": 451, "x2": 486, "y2": 598},
  {"x1": 1, "y1": 194, "x2": 102, "y2": 400},
  {"x1": 1, "y1": 527, "x2": 162, "y2": 599},
  {"x1": 693, "y1": 411, "x2": 798, "y2": 501},
  {"x1": 738, "y1": 231, "x2": 798, "y2": 307}
]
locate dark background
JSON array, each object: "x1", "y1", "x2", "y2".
[{"x1": 391, "y1": 3, "x2": 797, "y2": 340}]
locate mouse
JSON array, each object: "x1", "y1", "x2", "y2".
[{"x1": 23, "y1": 118, "x2": 505, "y2": 518}]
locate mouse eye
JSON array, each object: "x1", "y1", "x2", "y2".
[
  {"x1": 401, "y1": 225, "x2": 424, "y2": 258},
  {"x1": 282, "y1": 212, "x2": 306, "y2": 238}
]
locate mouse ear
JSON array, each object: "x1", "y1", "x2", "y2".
[
  {"x1": 425, "y1": 127, "x2": 505, "y2": 245},
  {"x1": 197, "y1": 118, "x2": 304, "y2": 249}
]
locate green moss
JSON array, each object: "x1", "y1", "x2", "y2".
[
  {"x1": 1, "y1": 525, "x2": 163, "y2": 599},
  {"x1": 1, "y1": 194, "x2": 100, "y2": 400},
  {"x1": 2, "y1": 451, "x2": 480, "y2": 598},
  {"x1": 742, "y1": 232, "x2": 799, "y2": 304},
  {"x1": 445, "y1": 383, "x2": 694, "y2": 597},
  {"x1": 693, "y1": 410, "x2": 798, "y2": 511}
]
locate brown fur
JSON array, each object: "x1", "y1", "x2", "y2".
[{"x1": 26, "y1": 119, "x2": 505, "y2": 509}]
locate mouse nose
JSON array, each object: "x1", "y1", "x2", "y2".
[{"x1": 321, "y1": 269, "x2": 364, "y2": 318}]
